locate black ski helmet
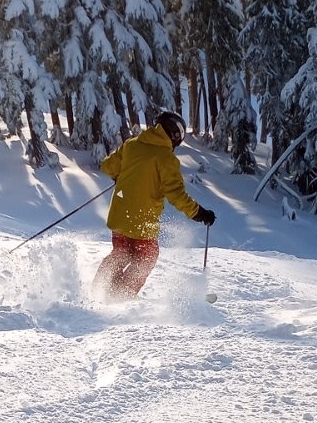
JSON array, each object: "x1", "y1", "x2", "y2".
[{"x1": 154, "y1": 111, "x2": 186, "y2": 148}]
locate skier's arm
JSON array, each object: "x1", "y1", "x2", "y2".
[
  {"x1": 100, "y1": 145, "x2": 123, "y2": 180},
  {"x1": 160, "y1": 154, "x2": 199, "y2": 218},
  {"x1": 160, "y1": 153, "x2": 216, "y2": 225}
]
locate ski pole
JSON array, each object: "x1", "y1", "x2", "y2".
[
  {"x1": 9, "y1": 182, "x2": 115, "y2": 254},
  {"x1": 203, "y1": 224, "x2": 210, "y2": 270}
]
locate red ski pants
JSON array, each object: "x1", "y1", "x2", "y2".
[{"x1": 95, "y1": 232, "x2": 159, "y2": 299}]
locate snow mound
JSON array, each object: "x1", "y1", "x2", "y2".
[{"x1": 0, "y1": 305, "x2": 35, "y2": 331}]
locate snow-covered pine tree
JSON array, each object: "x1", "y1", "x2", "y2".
[
  {"x1": 124, "y1": 0, "x2": 175, "y2": 125},
  {"x1": 103, "y1": 6, "x2": 138, "y2": 140},
  {"x1": 166, "y1": 0, "x2": 204, "y2": 133},
  {"x1": 216, "y1": 71, "x2": 257, "y2": 173},
  {"x1": 161, "y1": 1, "x2": 184, "y2": 115},
  {"x1": 1, "y1": 0, "x2": 63, "y2": 167},
  {"x1": 0, "y1": 4, "x2": 23, "y2": 135},
  {"x1": 177, "y1": 0, "x2": 244, "y2": 134},
  {"x1": 240, "y1": 0, "x2": 309, "y2": 165},
  {"x1": 59, "y1": 1, "x2": 122, "y2": 155},
  {"x1": 0, "y1": 67, "x2": 24, "y2": 136},
  {"x1": 39, "y1": 1, "x2": 71, "y2": 148},
  {"x1": 280, "y1": 4, "x2": 317, "y2": 211}
]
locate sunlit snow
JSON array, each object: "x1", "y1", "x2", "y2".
[{"x1": 0, "y1": 114, "x2": 316, "y2": 422}]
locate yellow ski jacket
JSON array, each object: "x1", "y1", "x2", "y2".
[{"x1": 100, "y1": 124, "x2": 199, "y2": 240}]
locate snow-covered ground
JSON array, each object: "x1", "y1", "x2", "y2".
[{"x1": 0, "y1": 125, "x2": 317, "y2": 423}]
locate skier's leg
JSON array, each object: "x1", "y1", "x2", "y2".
[
  {"x1": 92, "y1": 232, "x2": 131, "y2": 299},
  {"x1": 121, "y1": 238, "x2": 159, "y2": 297}
]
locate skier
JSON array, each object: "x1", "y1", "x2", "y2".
[{"x1": 93, "y1": 111, "x2": 216, "y2": 301}]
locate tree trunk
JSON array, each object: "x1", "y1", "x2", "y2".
[
  {"x1": 205, "y1": 55, "x2": 218, "y2": 130},
  {"x1": 50, "y1": 100, "x2": 61, "y2": 127},
  {"x1": 260, "y1": 113, "x2": 268, "y2": 144},
  {"x1": 170, "y1": 62, "x2": 182, "y2": 115},
  {"x1": 91, "y1": 107, "x2": 102, "y2": 144},
  {"x1": 188, "y1": 67, "x2": 199, "y2": 134},
  {"x1": 245, "y1": 66, "x2": 251, "y2": 99},
  {"x1": 217, "y1": 71, "x2": 225, "y2": 110},
  {"x1": 91, "y1": 107, "x2": 112, "y2": 154},
  {"x1": 271, "y1": 132, "x2": 279, "y2": 166},
  {"x1": 126, "y1": 87, "x2": 140, "y2": 128},
  {"x1": 144, "y1": 103, "x2": 157, "y2": 127},
  {"x1": 65, "y1": 94, "x2": 74, "y2": 136},
  {"x1": 109, "y1": 74, "x2": 130, "y2": 142},
  {"x1": 49, "y1": 100, "x2": 69, "y2": 146},
  {"x1": 194, "y1": 84, "x2": 202, "y2": 134},
  {"x1": 175, "y1": 76, "x2": 182, "y2": 116},
  {"x1": 25, "y1": 94, "x2": 49, "y2": 167},
  {"x1": 199, "y1": 69, "x2": 209, "y2": 133}
]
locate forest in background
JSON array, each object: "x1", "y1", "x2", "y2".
[{"x1": 0, "y1": 0, "x2": 316, "y2": 214}]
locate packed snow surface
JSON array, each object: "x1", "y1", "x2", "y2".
[{"x1": 0, "y1": 132, "x2": 316, "y2": 422}]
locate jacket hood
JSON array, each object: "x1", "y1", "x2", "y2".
[{"x1": 136, "y1": 124, "x2": 172, "y2": 149}]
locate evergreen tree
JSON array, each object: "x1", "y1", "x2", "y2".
[
  {"x1": 214, "y1": 71, "x2": 257, "y2": 173},
  {"x1": 58, "y1": 1, "x2": 121, "y2": 154},
  {"x1": 123, "y1": 0, "x2": 175, "y2": 125},
  {"x1": 58, "y1": 0, "x2": 175, "y2": 161},
  {"x1": 280, "y1": 3, "x2": 317, "y2": 209},
  {"x1": 161, "y1": 0, "x2": 184, "y2": 115},
  {"x1": 163, "y1": 0, "x2": 244, "y2": 135},
  {"x1": 0, "y1": 0, "x2": 63, "y2": 167},
  {"x1": 240, "y1": 0, "x2": 309, "y2": 165}
]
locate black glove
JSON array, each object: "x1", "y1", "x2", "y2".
[{"x1": 192, "y1": 205, "x2": 216, "y2": 226}]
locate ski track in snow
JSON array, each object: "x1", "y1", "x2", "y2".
[{"x1": 0, "y1": 235, "x2": 317, "y2": 423}]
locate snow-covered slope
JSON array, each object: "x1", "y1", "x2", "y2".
[{"x1": 0, "y1": 132, "x2": 316, "y2": 423}]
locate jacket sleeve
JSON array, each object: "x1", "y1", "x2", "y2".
[
  {"x1": 99, "y1": 145, "x2": 123, "y2": 180},
  {"x1": 159, "y1": 152, "x2": 199, "y2": 219}
]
